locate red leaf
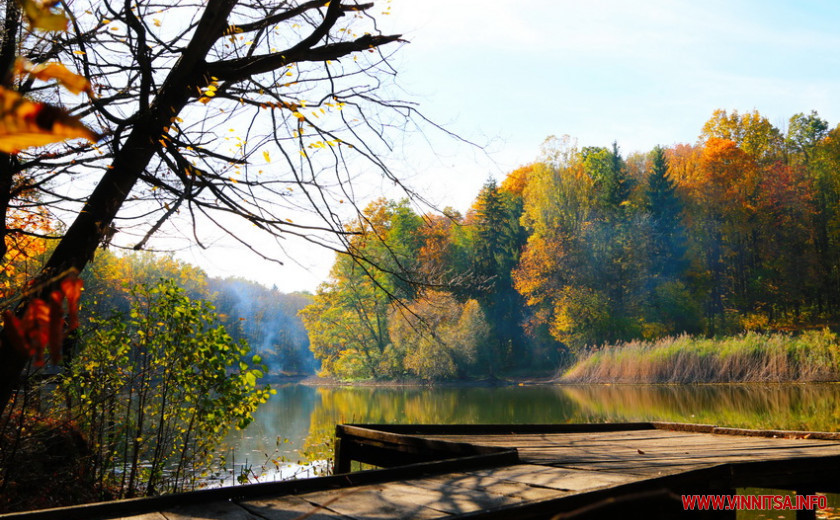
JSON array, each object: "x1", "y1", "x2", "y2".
[
  {"x1": 60, "y1": 275, "x2": 82, "y2": 330},
  {"x1": 2, "y1": 311, "x2": 30, "y2": 356},
  {"x1": 22, "y1": 299, "x2": 50, "y2": 366},
  {"x1": 48, "y1": 291, "x2": 64, "y2": 363}
]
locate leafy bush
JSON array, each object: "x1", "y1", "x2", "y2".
[{"x1": 58, "y1": 280, "x2": 272, "y2": 497}]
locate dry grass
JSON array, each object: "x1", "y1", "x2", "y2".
[{"x1": 561, "y1": 329, "x2": 840, "y2": 383}]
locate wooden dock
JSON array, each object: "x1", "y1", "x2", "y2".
[{"x1": 3, "y1": 422, "x2": 840, "y2": 520}]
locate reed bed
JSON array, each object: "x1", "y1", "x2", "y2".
[{"x1": 561, "y1": 329, "x2": 840, "y2": 383}]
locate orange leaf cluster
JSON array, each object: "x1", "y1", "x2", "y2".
[
  {"x1": 2, "y1": 275, "x2": 83, "y2": 366},
  {"x1": 16, "y1": 58, "x2": 92, "y2": 95},
  {"x1": 0, "y1": 86, "x2": 100, "y2": 153},
  {"x1": 17, "y1": 0, "x2": 68, "y2": 32}
]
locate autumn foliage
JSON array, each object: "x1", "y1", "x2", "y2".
[
  {"x1": 1, "y1": 273, "x2": 81, "y2": 366},
  {"x1": 1, "y1": 0, "x2": 92, "y2": 372},
  {"x1": 303, "y1": 110, "x2": 840, "y2": 378}
]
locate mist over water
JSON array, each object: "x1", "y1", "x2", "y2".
[{"x1": 208, "y1": 278, "x2": 317, "y2": 374}]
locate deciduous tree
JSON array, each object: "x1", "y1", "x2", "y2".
[{"x1": 1, "y1": 0, "x2": 409, "y2": 411}]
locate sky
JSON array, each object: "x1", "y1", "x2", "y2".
[{"x1": 179, "y1": 0, "x2": 840, "y2": 293}]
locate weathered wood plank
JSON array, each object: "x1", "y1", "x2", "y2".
[
  {"x1": 549, "y1": 461, "x2": 720, "y2": 478},
  {"x1": 382, "y1": 481, "x2": 528, "y2": 515},
  {"x1": 296, "y1": 485, "x2": 446, "y2": 520},
  {"x1": 514, "y1": 445, "x2": 840, "y2": 466},
  {"x1": 451, "y1": 465, "x2": 643, "y2": 491},
  {"x1": 109, "y1": 514, "x2": 168, "y2": 520},
  {"x1": 389, "y1": 472, "x2": 568, "y2": 503},
  {"x1": 339, "y1": 423, "x2": 658, "y2": 437},
  {"x1": 158, "y1": 502, "x2": 259, "y2": 520},
  {"x1": 239, "y1": 495, "x2": 353, "y2": 520},
  {"x1": 425, "y1": 430, "x2": 696, "y2": 446}
]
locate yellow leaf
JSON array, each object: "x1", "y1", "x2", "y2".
[
  {"x1": 18, "y1": 0, "x2": 68, "y2": 31},
  {"x1": 26, "y1": 62, "x2": 91, "y2": 95},
  {"x1": 0, "y1": 86, "x2": 99, "y2": 153},
  {"x1": 262, "y1": 150, "x2": 270, "y2": 162}
]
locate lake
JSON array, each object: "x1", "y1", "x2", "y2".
[{"x1": 221, "y1": 382, "x2": 840, "y2": 483}]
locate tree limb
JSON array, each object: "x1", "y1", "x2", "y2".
[{"x1": 206, "y1": 35, "x2": 403, "y2": 84}]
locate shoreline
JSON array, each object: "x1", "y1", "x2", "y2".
[
  {"x1": 259, "y1": 373, "x2": 559, "y2": 387},
  {"x1": 258, "y1": 374, "x2": 840, "y2": 387}
]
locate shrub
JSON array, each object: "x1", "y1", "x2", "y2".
[{"x1": 57, "y1": 280, "x2": 272, "y2": 497}]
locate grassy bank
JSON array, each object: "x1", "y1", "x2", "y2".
[{"x1": 561, "y1": 329, "x2": 840, "y2": 383}]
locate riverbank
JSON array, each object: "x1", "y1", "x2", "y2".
[
  {"x1": 264, "y1": 329, "x2": 840, "y2": 386},
  {"x1": 259, "y1": 373, "x2": 558, "y2": 387},
  {"x1": 562, "y1": 329, "x2": 840, "y2": 384}
]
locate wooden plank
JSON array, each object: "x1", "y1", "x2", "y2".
[
  {"x1": 420, "y1": 464, "x2": 730, "y2": 520},
  {"x1": 420, "y1": 430, "x2": 840, "y2": 469},
  {"x1": 383, "y1": 481, "x2": 530, "y2": 515},
  {"x1": 390, "y1": 473, "x2": 567, "y2": 503},
  {"x1": 513, "y1": 443, "x2": 840, "y2": 463},
  {"x1": 429, "y1": 430, "x2": 840, "y2": 452},
  {"x1": 158, "y1": 501, "x2": 258, "y2": 520},
  {"x1": 297, "y1": 485, "x2": 446, "y2": 520},
  {"x1": 335, "y1": 425, "x2": 516, "y2": 471},
  {"x1": 515, "y1": 445, "x2": 840, "y2": 463},
  {"x1": 549, "y1": 461, "x2": 720, "y2": 478},
  {"x1": 652, "y1": 421, "x2": 840, "y2": 441},
  {"x1": 427, "y1": 429, "x2": 696, "y2": 446},
  {"x1": 339, "y1": 423, "x2": 657, "y2": 437},
  {"x1": 108, "y1": 514, "x2": 168, "y2": 520},
  {"x1": 239, "y1": 496, "x2": 353, "y2": 520},
  {"x1": 337, "y1": 425, "x2": 507, "y2": 456},
  {"x1": 443, "y1": 465, "x2": 642, "y2": 492}
]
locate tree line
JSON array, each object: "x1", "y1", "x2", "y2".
[{"x1": 302, "y1": 109, "x2": 840, "y2": 380}]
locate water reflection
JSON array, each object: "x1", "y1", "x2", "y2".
[
  {"x1": 562, "y1": 383, "x2": 840, "y2": 432},
  {"x1": 221, "y1": 384, "x2": 320, "y2": 483},
  {"x1": 225, "y1": 383, "x2": 840, "y2": 479}
]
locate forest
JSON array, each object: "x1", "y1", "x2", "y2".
[{"x1": 301, "y1": 109, "x2": 840, "y2": 380}]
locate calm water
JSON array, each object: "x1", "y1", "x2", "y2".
[
  {"x1": 221, "y1": 383, "x2": 840, "y2": 518},
  {"x1": 224, "y1": 383, "x2": 840, "y2": 473}
]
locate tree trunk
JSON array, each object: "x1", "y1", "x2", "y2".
[{"x1": 0, "y1": 0, "x2": 238, "y2": 415}]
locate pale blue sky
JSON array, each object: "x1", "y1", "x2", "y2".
[
  {"x1": 183, "y1": 0, "x2": 840, "y2": 291},
  {"x1": 379, "y1": 0, "x2": 840, "y2": 209}
]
